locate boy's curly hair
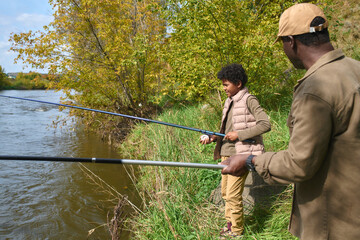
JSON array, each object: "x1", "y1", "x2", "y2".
[{"x1": 217, "y1": 63, "x2": 248, "y2": 87}]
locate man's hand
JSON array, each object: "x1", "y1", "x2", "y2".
[
  {"x1": 224, "y1": 131, "x2": 239, "y2": 141},
  {"x1": 221, "y1": 154, "x2": 249, "y2": 176}
]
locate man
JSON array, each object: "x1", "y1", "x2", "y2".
[{"x1": 221, "y1": 3, "x2": 360, "y2": 240}]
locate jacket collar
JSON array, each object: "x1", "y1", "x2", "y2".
[{"x1": 230, "y1": 87, "x2": 249, "y2": 102}]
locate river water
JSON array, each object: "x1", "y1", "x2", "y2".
[{"x1": 0, "y1": 90, "x2": 140, "y2": 239}]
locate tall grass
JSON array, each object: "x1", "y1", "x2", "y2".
[
  {"x1": 118, "y1": 96, "x2": 296, "y2": 239},
  {"x1": 244, "y1": 185, "x2": 296, "y2": 239}
]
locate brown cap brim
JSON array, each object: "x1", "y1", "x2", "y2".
[{"x1": 272, "y1": 36, "x2": 281, "y2": 45}]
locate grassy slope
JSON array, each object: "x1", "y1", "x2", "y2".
[{"x1": 119, "y1": 101, "x2": 295, "y2": 239}]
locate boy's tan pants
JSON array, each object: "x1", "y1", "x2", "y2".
[{"x1": 221, "y1": 156, "x2": 248, "y2": 235}]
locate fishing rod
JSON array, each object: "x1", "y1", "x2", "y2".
[
  {"x1": 0, "y1": 94, "x2": 255, "y2": 143},
  {"x1": 0, "y1": 155, "x2": 226, "y2": 169}
]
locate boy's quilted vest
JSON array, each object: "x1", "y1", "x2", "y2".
[{"x1": 214, "y1": 87, "x2": 264, "y2": 160}]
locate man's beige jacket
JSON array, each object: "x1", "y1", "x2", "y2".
[{"x1": 255, "y1": 49, "x2": 360, "y2": 240}]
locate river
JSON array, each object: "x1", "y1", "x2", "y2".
[{"x1": 0, "y1": 90, "x2": 140, "y2": 239}]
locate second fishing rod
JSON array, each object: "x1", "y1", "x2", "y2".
[{"x1": 0, "y1": 94, "x2": 255, "y2": 143}]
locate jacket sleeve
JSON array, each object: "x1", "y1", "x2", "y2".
[
  {"x1": 254, "y1": 93, "x2": 332, "y2": 185},
  {"x1": 237, "y1": 96, "x2": 271, "y2": 141}
]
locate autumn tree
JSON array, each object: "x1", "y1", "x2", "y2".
[{"x1": 10, "y1": 0, "x2": 166, "y2": 138}]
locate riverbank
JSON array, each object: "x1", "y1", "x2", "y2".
[
  {"x1": 117, "y1": 96, "x2": 296, "y2": 239},
  {"x1": 0, "y1": 72, "x2": 52, "y2": 90}
]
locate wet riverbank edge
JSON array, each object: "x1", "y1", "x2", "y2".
[{"x1": 115, "y1": 101, "x2": 297, "y2": 239}]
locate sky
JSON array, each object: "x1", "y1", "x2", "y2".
[{"x1": 0, "y1": 0, "x2": 53, "y2": 73}]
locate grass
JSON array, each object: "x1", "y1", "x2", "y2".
[
  {"x1": 117, "y1": 96, "x2": 296, "y2": 239},
  {"x1": 244, "y1": 185, "x2": 296, "y2": 239}
]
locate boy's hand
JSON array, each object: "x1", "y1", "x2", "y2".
[
  {"x1": 224, "y1": 131, "x2": 238, "y2": 141},
  {"x1": 199, "y1": 135, "x2": 216, "y2": 144}
]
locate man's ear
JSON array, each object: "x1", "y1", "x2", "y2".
[{"x1": 288, "y1": 36, "x2": 297, "y2": 51}]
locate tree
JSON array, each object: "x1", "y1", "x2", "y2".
[
  {"x1": 149, "y1": 0, "x2": 333, "y2": 108},
  {"x1": 156, "y1": 0, "x2": 301, "y2": 104},
  {"x1": 0, "y1": 65, "x2": 7, "y2": 89},
  {"x1": 10, "y1": 0, "x2": 166, "y2": 138}
]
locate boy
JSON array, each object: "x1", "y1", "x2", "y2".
[{"x1": 200, "y1": 63, "x2": 270, "y2": 237}]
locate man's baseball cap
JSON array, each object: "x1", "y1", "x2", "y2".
[{"x1": 274, "y1": 3, "x2": 328, "y2": 43}]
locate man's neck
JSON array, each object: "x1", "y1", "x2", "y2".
[{"x1": 300, "y1": 42, "x2": 335, "y2": 70}]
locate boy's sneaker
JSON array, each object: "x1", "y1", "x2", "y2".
[
  {"x1": 219, "y1": 231, "x2": 243, "y2": 239},
  {"x1": 219, "y1": 222, "x2": 232, "y2": 235}
]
